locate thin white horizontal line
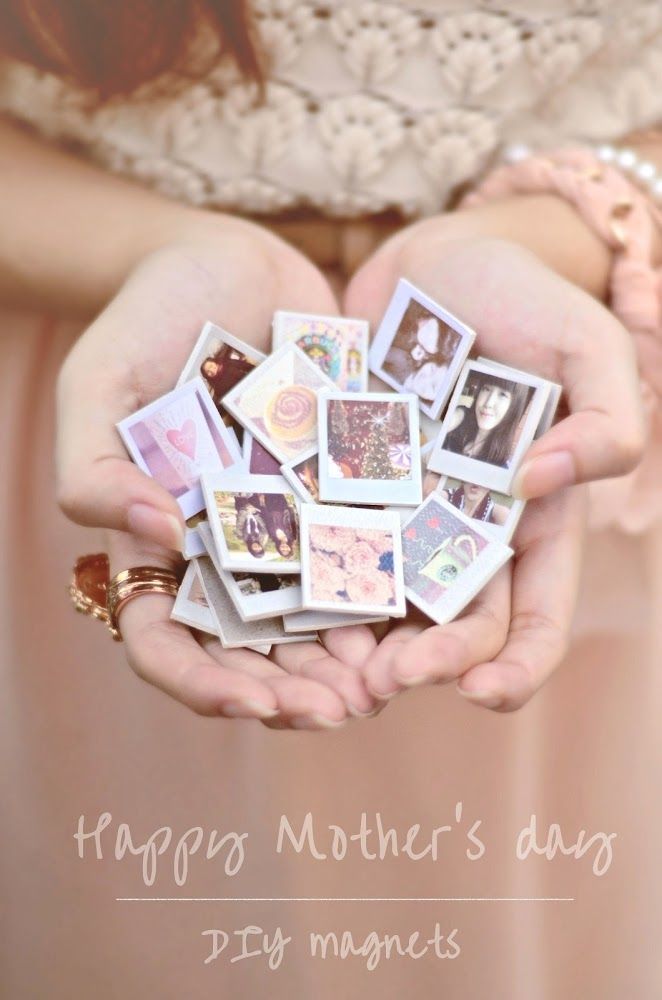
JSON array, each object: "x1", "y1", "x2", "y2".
[{"x1": 116, "y1": 897, "x2": 574, "y2": 903}]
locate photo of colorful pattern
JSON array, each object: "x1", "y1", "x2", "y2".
[
  {"x1": 403, "y1": 497, "x2": 488, "y2": 604},
  {"x1": 273, "y1": 312, "x2": 369, "y2": 391}
]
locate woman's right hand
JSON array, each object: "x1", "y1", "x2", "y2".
[{"x1": 56, "y1": 216, "x2": 380, "y2": 728}]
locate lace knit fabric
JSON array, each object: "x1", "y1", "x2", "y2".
[{"x1": 1, "y1": 1, "x2": 661, "y2": 217}]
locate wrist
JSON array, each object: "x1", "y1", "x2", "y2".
[{"x1": 432, "y1": 194, "x2": 612, "y2": 299}]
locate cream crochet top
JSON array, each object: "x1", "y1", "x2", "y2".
[{"x1": 1, "y1": 1, "x2": 661, "y2": 218}]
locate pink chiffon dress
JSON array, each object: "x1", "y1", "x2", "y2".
[{"x1": 2, "y1": 4, "x2": 662, "y2": 997}]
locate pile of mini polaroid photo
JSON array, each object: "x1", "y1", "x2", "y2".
[{"x1": 117, "y1": 278, "x2": 561, "y2": 653}]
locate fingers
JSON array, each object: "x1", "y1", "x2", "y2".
[
  {"x1": 345, "y1": 230, "x2": 647, "y2": 500},
  {"x1": 108, "y1": 531, "x2": 278, "y2": 719},
  {"x1": 457, "y1": 486, "x2": 587, "y2": 712},
  {"x1": 361, "y1": 621, "x2": 428, "y2": 699},
  {"x1": 319, "y1": 623, "x2": 379, "y2": 668},
  {"x1": 362, "y1": 572, "x2": 510, "y2": 698},
  {"x1": 512, "y1": 322, "x2": 646, "y2": 499},
  {"x1": 512, "y1": 407, "x2": 646, "y2": 500},
  {"x1": 58, "y1": 453, "x2": 185, "y2": 551},
  {"x1": 270, "y1": 640, "x2": 376, "y2": 723},
  {"x1": 56, "y1": 343, "x2": 185, "y2": 549}
]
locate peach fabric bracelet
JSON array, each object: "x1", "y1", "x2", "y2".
[
  {"x1": 460, "y1": 146, "x2": 662, "y2": 341},
  {"x1": 460, "y1": 146, "x2": 662, "y2": 533}
]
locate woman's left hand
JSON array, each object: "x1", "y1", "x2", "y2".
[{"x1": 341, "y1": 230, "x2": 646, "y2": 710}]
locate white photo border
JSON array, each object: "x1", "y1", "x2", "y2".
[
  {"x1": 283, "y1": 609, "x2": 388, "y2": 633},
  {"x1": 170, "y1": 560, "x2": 217, "y2": 635},
  {"x1": 272, "y1": 309, "x2": 370, "y2": 392},
  {"x1": 299, "y1": 503, "x2": 406, "y2": 617},
  {"x1": 280, "y1": 445, "x2": 320, "y2": 505},
  {"x1": 368, "y1": 277, "x2": 476, "y2": 420},
  {"x1": 221, "y1": 341, "x2": 336, "y2": 465},
  {"x1": 426, "y1": 360, "x2": 552, "y2": 493},
  {"x1": 116, "y1": 375, "x2": 242, "y2": 519},
  {"x1": 221, "y1": 571, "x2": 303, "y2": 622},
  {"x1": 176, "y1": 320, "x2": 266, "y2": 388},
  {"x1": 317, "y1": 390, "x2": 423, "y2": 507},
  {"x1": 435, "y1": 475, "x2": 526, "y2": 545},
  {"x1": 402, "y1": 494, "x2": 513, "y2": 626},
  {"x1": 201, "y1": 470, "x2": 302, "y2": 574}
]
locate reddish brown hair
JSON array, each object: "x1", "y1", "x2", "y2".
[{"x1": 0, "y1": 1, "x2": 263, "y2": 99}]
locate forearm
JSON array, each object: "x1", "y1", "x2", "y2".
[
  {"x1": 436, "y1": 136, "x2": 662, "y2": 299},
  {"x1": 432, "y1": 194, "x2": 613, "y2": 299},
  {"x1": 0, "y1": 117, "x2": 238, "y2": 317}
]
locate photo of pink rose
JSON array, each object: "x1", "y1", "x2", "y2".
[
  {"x1": 309, "y1": 551, "x2": 347, "y2": 600},
  {"x1": 343, "y1": 540, "x2": 379, "y2": 576},
  {"x1": 309, "y1": 525, "x2": 345, "y2": 552},
  {"x1": 307, "y1": 523, "x2": 397, "y2": 607},
  {"x1": 345, "y1": 571, "x2": 395, "y2": 606}
]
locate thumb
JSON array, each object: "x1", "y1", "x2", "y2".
[
  {"x1": 56, "y1": 370, "x2": 186, "y2": 552},
  {"x1": 512, "y1": 328, "x2": 647, "y2": 499}
]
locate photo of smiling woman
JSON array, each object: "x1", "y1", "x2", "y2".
[{"x1": 444, "y1": 373, "x2": 534, "y2": 469}]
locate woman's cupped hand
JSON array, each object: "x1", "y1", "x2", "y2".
[
  {"x1": 343, "y1": 229, "x2": 646, "y2": 712},
  {"x1": 56, "y1": 216, "x2": 382, "y2": 729}
]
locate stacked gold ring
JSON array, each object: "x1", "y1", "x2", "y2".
[
  {"x1": 106, "y1": 567, "x2": 179, "y2": 640},
  {"x1": 69, "y1": 554, "x2": 179, "y2": 642}
]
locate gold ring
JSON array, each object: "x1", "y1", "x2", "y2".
[{"x1": 70, "y1": 554, "x2": 179, "y2": 641}]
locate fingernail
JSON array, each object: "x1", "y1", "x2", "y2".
[
  {"x1": 290, "y1": 714, "x2": 347, "y2": 730},
  {"x1": 393, "y1": 670, "x2": 429, "y2": 687},
  {"x1": 511, "y1": 450, "x2": 575, "y2": 499},
  {"x1": 366, "y1": 685, "x2": 399, "y2": 701},
  {"x1": 224, "y1": 699, "x2": 279, "y2": 719},
  {"x1": 456, "y1": 686, "x2": 503, "y2": 710},
  {"x1": 345, "y1": 700, "x2": 379, "y2": 718},
  {"x1": 127, "y1": 503, "x2": 185, "y2": 552}
]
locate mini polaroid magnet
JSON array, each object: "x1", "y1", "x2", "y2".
[
  {"x1": 299, "y1": 504, "x2": 406, "y2": 617},
  {"x1": 242, "y1": 431, "x2": 283, "y2": 476},
  {"x1": 202, "y1": 471, "x2": 301, "y2": 574},
  {"x1": 385, "y1": 504, "x2": 421, "y2": 527},
  {"x1": 272, "y1": 311, "x2": 369, "y2": 392},
  {"x1": 317, "y1": 391, "x2": 422, "y2": 506},
  {"x1": 436, "y1": 475, "x2": 526, "y2": 545},
  {"x1": 184, "y1": 528, "x2": 206, "y2": 559},
  {"x1": 477, "y1": 356, "x2": 562, "y2": 439},
  {"x1": 280, "y1": 447, "x2": 320, "y2": 504},
  {"x1": 222, "y1": 342, "x2": 336, "y2": 464},
  {"x1": 177, "y1": 321, "x2": 266, "y2": 404},
  {"x1": 402, "y1": 494, "x2": 513, "y2": 625},
  {"x1": 172, "y1": 552, "x2": 272, "y2": 652},
  {"x1": 282, "y1": 609, "x2": 387, "y2": 633},
  {"x1": 117, "y1": 376, "x2": 242, "y2": 519},
  {"x1": 170, "y1": 560, "x2": 217, "y2": 635},
  {"x1": 183, "y1": 511, "x2": 208, "y2": 559},
  {"x1": 197, "y1": 520, "x2": 301, "y2": 627},
  {"x1": 368, "y1": 278, "x2": 476, "y2": 419},
  {"x1": 197, "y1": 556, "x2": 308, "y2": 649},
  {"x1": 419, "y1": 411, "x2": 442, "y2": 460},
  {"x1": 426, "y1": 360, "x2": 552, "y2": 493},
  {"x1": 222, "y1": 571, "x2": 303, "y2": 622},
  {"x1": 536, "y1": 381, "x2": 562, "y2": 438}
]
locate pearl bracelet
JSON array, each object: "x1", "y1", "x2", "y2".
[{"x1": 503, "y1": 141, "x2": 662, "y2": 204}]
